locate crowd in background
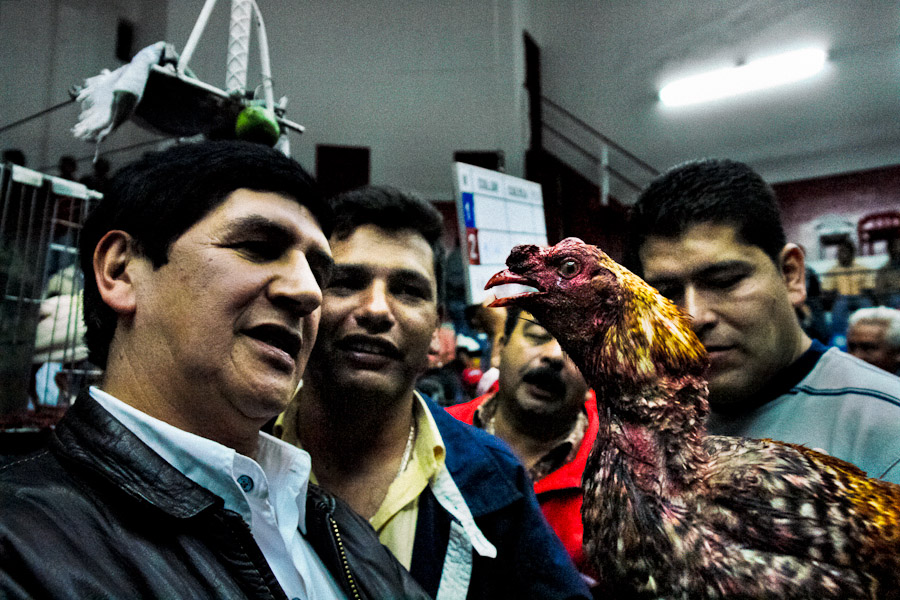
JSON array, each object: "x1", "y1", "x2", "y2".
[
  {"x1": 4, "y1": 148, "x2": 900, "y2": 409},
  {"x1": 801, "y1": 237, "x2": 900, "y2": 362},
  {"x1": 423, "y1": 235, "x2": 900, "y2": 410}
]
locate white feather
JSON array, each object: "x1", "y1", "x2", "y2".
[{"x1": 72, "y1": 41, "x2": 165, "y2": 143}]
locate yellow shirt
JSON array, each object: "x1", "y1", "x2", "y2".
[
  {"x1": 371, "y1": 393, "x2": 446, "y2": 568},
  {"x1": 822, "y1": 263, "x2": 875, "y2": 296},
  {"x1": 273, "y1": 392, "x2": 446, "y2": 569}
]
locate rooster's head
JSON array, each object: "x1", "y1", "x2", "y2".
[
  {"x1": 487, "y1": 238, "x2": 619, "y2": 315},
  {"x1": 487, "y1": 237, "x2": 706, "y2": 387}
]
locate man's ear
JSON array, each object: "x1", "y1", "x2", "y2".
[
  {"x1": 780, "y1": 243, "x2": 808, "y2": 308},
  {"x1": 93, "y1": 230, "x2": 140, "y2": 316}
]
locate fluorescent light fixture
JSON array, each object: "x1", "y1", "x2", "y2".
[{"x1": 659, "y1": 47, "x2": 827, "y2": 107}]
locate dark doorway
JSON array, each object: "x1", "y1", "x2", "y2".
[{"x1": 453, "y1": 150, "x2": 505, "y2": 172}]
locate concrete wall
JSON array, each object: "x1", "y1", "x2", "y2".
[
  {"x1": 2, "y1": 0, "x2": 531, "y2": 201},
  {"x1": 164, "y1": 0, "x2": 531, "y2": 201}
]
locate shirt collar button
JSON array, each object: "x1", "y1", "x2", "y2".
[{"x1": 237, "y1": 474, "x2": 254, "y2": 492}]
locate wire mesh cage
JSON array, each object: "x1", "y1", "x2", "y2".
[{"x1": 0, "y1": 162, "x2": 102, "y2": 431}]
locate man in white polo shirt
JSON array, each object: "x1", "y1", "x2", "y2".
[{"x1": 0, "y1": 141, "x2": 428, "y2": 600}]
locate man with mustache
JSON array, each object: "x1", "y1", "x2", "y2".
[
  {"x1": 446, "y1": 307, "x2": 597, "y2": 584},
  {"x1": 277, "y1": 186, "x2": 590, "y2": 600},
  {"x1": 627, "y1": 158, "x2": 900, "y2": 484}
]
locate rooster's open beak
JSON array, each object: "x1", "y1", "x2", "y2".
[{"x1": 485, "y1": 270, "x2": 541, "y2": 307}]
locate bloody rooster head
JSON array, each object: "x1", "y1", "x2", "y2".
[
  {"x1": 487, "y1": 238, "x2": 617, "y2": 319},
  {"x1": 486, "y1": 238, "x2": 706, "y2": 387}
]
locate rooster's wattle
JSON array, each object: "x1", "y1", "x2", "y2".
[{"x1": 487, "y1": 237, "x2": 900, "y2": 599}]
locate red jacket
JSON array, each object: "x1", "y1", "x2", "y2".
[{"x1": 446, "y1": 392, "x2": 599, "y2": 574}]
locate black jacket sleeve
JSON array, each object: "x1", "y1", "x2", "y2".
[{"x1": 305, "y1": 484, "x2": 432, "y2": 600}]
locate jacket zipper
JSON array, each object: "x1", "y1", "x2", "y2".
[{"x1": 328, "y1": 514, "x2": 362, "y2": 600}]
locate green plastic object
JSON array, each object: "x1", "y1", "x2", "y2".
[{"x1": 235, "y1": 105, "x2": 281, "y2": 146}]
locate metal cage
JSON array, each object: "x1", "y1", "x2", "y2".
[{"x1": 0, "y1": 162, "x2": 101, "y2": 431}]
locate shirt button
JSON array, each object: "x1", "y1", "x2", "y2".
[{"x1": 237, "y1": 475, "x2": 254, "y2": 492}]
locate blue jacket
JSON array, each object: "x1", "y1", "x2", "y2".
[{"x1": 410, "y1": 395, "x2": 590, "y2": 600}]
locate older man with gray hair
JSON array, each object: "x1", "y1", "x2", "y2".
[{"x1": 847, "y1": 306, "x2": 900, "y2": 376}]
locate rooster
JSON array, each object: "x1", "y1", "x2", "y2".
[{"x1": 486, "y1": 237, "x2": 900, "y2": 600}]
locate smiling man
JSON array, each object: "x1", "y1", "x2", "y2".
[
  {"x1": 626, "y1": 158, "x2": 900, "y2": 484},
  {"x1": 0, "y1": 141, "x2": 428, "y2": 599},
  {"x1": 277, "y1": 186, "x2": 589, "y2": 600}
]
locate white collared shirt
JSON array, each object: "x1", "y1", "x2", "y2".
[{"x1": 90, "y1": 387, "x2": 346, "y2": 600}]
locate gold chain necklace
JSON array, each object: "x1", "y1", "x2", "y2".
[{"x1": 396, "y1": 420, "x2": 416, "y2": 479}]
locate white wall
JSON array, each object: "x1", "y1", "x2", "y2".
[
  {"x1": 12, "y1": 1, "x2": 895, "y2": 198},
  {"x1": 164, "y1": 0, "x2": 531, "y2": 201},
  {"x1": 2, "y1": 0, "x2": 532, "y2": 198},
  {"x1": 0, "y1": 0, "x2": 168, "y2": 174}
]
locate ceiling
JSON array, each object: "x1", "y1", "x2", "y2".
[
  {"x1": 531, "y1": 0, "x2": 900, "y2": 183},
  {"x1": 3, "y1": 1, "x2": 895, "y2": 192}
]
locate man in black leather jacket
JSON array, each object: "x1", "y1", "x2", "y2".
[{"x1": 0, "y1": 141, "x2": 430, "y2": 600}]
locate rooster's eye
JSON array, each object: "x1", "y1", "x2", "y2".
[{"x1": 558, "y1": 258, "x2": 579, "y2": 279}]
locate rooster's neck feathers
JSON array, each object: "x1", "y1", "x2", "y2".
[
  {"x1": 535, "y1": 252, "x2": 716, "y2": 495},
  {"x1": 591, "y1": 257, "x2": 707, "y2": 386}
]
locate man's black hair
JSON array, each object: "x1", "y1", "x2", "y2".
[
  {"x1": 503, "y1": 306, "x2": 524, "y2": 338},
  {"x1": 626, "y1": 158, "x2": 786, "y2": 275},
  {"x1": 329, "y1": 185, "x2": 445, "y2": 304},
  {"x1": 79, "y1": 140, "x2": 331, "y2": 368}
]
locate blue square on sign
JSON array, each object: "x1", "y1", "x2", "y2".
[{"x1": 461, "y1": 192, "x2": 475, "y2": 228}]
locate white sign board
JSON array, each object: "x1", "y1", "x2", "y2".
[{"x1": 452, "y1": 162, "x2": 547, "y2": 305}]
